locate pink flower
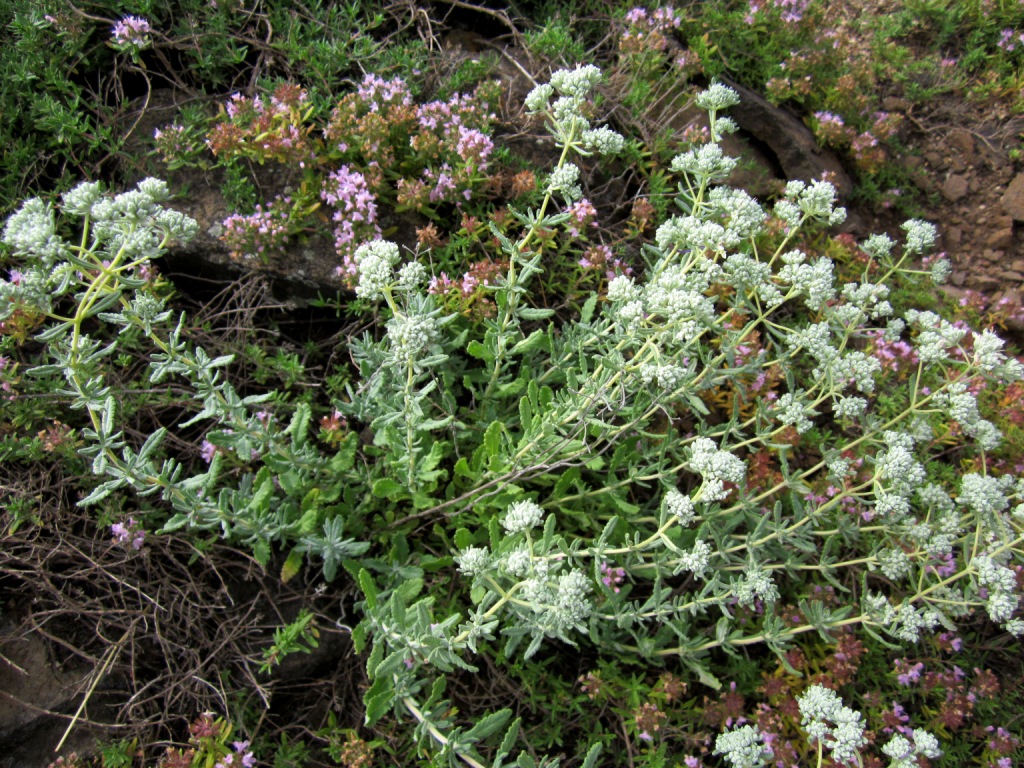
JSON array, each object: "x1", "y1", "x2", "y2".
[
  {"x1": 112, "y1": 16, "x2": 152, "y2": 47},
  {"x1": 111, "y1": 518, "x2": 145, "y2": 550}
]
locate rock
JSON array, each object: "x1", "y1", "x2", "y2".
[
  {"x1": 1003, "y1": 174, "x2": 1024, "y2": 221},
  {"x1": 944, "y1": 226, "x2": 962, "y2": 249},
  {"x1": 951, "y1": 271, "x2": 967, "y2": 287},
  {"x1": 987, "y1": 226, "x2": 1015, "y2": 250},
  {"x1": 719, "y1": 76, "x2": 854, "y2": 198},
  {"x1": 0, "y1": 630, "x2": 105, "y2": 767},
  {"x1": 925, "y1": 151, "x2": 946, "y2": 169},
  {"x1": 882, "y1": 96, "x2": 909, "y2": 112},
  {"x1": 941, "y1": 174, "x2": 969, "y2": 202},
  {"x1": 966, "y1": 274, "x2": 1002, "y2": 291},
  {"x1": 1001, "y1": 270, "x2": 1024, "y2": 281},
  {"x1": 947, "y1": 129, "x2": 975, "y2": 163}
]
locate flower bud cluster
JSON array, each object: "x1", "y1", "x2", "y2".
[
  {"x1": 714, "y1": 724, "x2": 771, "y2": 768},
  {"x1": 797, "y1": 684, "x2": 867, "y2": 765},
  {"x1": 880, "y1": 729, "x2": 942, "y2": 768},
  {"x1": 689, "y1": 437, "x2": 745, "y2": 501}
]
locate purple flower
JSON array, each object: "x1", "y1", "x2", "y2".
[
  {"x1": 111, "y1": 517, "x2": 145, "y2": 550},
  {"x1": 200, "y1": 439, "x2": 217, "y2": 463},
  {"x1": 894, "y1": 659, "x2": 924, "y2": 686},
  {"x1": 112, "y1": 16, "x2": 152, "y2": 48}
]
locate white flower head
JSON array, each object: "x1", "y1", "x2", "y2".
[
  {"x1": 664, "y1": 488, "x2": 695, "y2": 524},
  {"x1": 524, "y1": 83, "x2": 554, "y2": 113},
  {"x1": 714, "y1": 724, "x2": 771, "y2": 768},
  {"x1": 396, "y1": 261, "x2": 428, "y2": 292},
  {"x1": 63, "y1": 181, "x2": 105, "y2": 218},
  {"x1": 582, "y1": 127, "x2": 625, "y2": 156},
  {"x1": 607, "y1": 274, "x2": 639, "y2": 303},
  {"x1": 696, "y1": 82, "x2": 740, "y2": 112},
  {"x1": 902, "y1": 219, "x2": 937, "y2": 254},
  {"x1": 547, "y1": 163, "x2": 583, "y2": 202},
  {"x1": 549, "y1": 64, "x2": 602, "y2": 99},
  {"x1": 455, "y1": 546, "x2": 490, "y2": 576},
  {"x1": 503, "y1": 499, "x2": 545, "y2": 534},
  {"x1": 353, "y1": 239, "x2": 399, "y2": 299}
]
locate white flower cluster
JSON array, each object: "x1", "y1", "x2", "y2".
[
  {"x1": 861, "y1": 233, "x2": 895, "y2": 261},
  {"x1": 735, "y1": 564, "x2": 779, "y2": 607},
  {"x1": 880, "y1": 729, "x2": 942, "y2": 768},
  {"x1": 797, "y1": 684, "x2": 867, "y2": 765},
  {"x1": 386, "y1": 313, "x2": 439, "y2": 362},
  {"x1": 639, "y1": 363, "x2": 689, "y2": 390},
  {"x1": 774, "y1": 391, "x2": 816, "y2": 434},
  {"x1": 688, "y1": 437, "x2": 745, "y2": 501},
  {"x1": 3, "y1": 198, "x2": 67, "y2": 262},
  {"x1": 62, "y1": 180, "x2": 105, "y2": 217},
  {"x1": 656, "y1": 215, "x2": 739, "y2": 254},
  {"x1": 891, "y1": 600, "x2": 940, "y2": 642},
  {"x1": 643, "y1": 262, "x2": 719, "y2": 342},
  {"x1": 503, "y1": 499, "x2": 545, "y2": 534},
  {"x1": 670, "y1": 143, "x2": 738, "y2": 182},
  {"x1": 876, "y1": 432, "x2": 925, "y2": 498},
  {"x1": 678, "y1": 539, "x2": 712, "y2": 579},
  {"x1": 722, "y1": 253, "x2": 771, "y2": 292},
  {"x1": 663, "y1": 488, "x2": 696, "y2": 525},
  {"x1": 354, "y1": 240, "x2": 399, "y2": 300},
  {"x1": 877, "y1": 547, "x2": 912, "y2": 581},
  {"x1": 519, "y1": 565, "x2": 594, "y2": 638},
  {"x1": 713, "y1": 724, "x2": 771, "y2": 768},
  {"x1": 546, "y1": 163, "x2": 583, "y2": 202},
  {"x1": 710, "y1": 187, "x2": 767, "y2": 239},
  {"x1": 958, "y1": 473, "x2": 1011, "y2": 517},
  {"x1": 929, "y1": 257, "x2": 952, "y2": 284},
  {"x1": 973, "y1": 554, "x2": 1020, "y2": 624},
  {"x1": 549, "y1": 64, "x2": 602, "y2": 99},
  {"x1": 695, "y1": 82, "x2": 741, "y2": 112},
  {"x1": 778, "y1": 257, "x2": 836, "y2": 309},
  {"x1": 396, "y1": 261, "x2": 428, "y2": 292},
  {"x1": 834, "y1": 396, "x2": 867, "y2": 418},
  {"x1": 581, "y1": 126, "x2": 625, "y2": 156},
  {"x1": 903, "y1": 309, "x2": 966, "y2": 364},
  {"x1": 901, "y1": 219, "x2": 937, "y2": 255},
  {"x1": 824, "y1": 350, "x2": 882, "y2": 393},
  {"x1": 827, "y1": 456, "x2": 852, "y2": 482},
  {"x1": 504, "y1": 546, "x2": 532, "y2": 577},
  {"x1": 841, "y1": 281, "x2": 892, "y2": 319},
  {"x1": 917, "y1": 482, "x2": 954, "y2": 512},
  {"x1": 455, "y1": 546, "x2": 490, "y2": 576},
  {"x1": 775, "y1": 180, "x2": 846, "y2": 228},
  {"x1": 607, "y1": 275, "x2": 640, "y2": 303}
]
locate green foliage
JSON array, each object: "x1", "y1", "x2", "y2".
[{"x1": 6, "y1": 2, "x2": 1024, "y2": 766}]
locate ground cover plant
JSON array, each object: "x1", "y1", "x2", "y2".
[{"x1": 2, "y1": 2, "x2": 1024, "y2": 768}]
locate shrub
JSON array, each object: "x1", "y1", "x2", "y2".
[{"x1": 4, "y1": 64, "x2": 1024, "y2": 767}]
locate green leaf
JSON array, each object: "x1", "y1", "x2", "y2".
[
  {"x1": 518, "y1": 396, "x2": 533, "y2": 433},
  {"x1": 281, "y1": 547, "x2": 304, "y2": 583},
  {"x1": 492, "y1": 718, "x2": 521, "y2": 768},
  {"x1": 580, "y1": 294, "x2": 598, "y2": 324},
  {"x1": 467, "y1": 340, "x2": 491, "y2": 360},
  {"x1": 455, "y1": 528, "x2": 474, "y2": 550},
  {"x1": 358, "y1": 569, "x2": 379, "y2": 610},
  {"x1": 580, "y1": 742, "x2": 603, "y2": 768},
  {"x1": 510, "y1": 328, "x2": 549, "y2": 354},
  {"x1": 464, "y1": 708, "x2": 513, "y2": 743},
  {"x1": 372, "y1": 477, "x2": 405, "y2": 498},
  {"x1": 363, "y1": 675, "x2": 396, "y2": 726},
  {"x1": 484, "y1": 420, "x2": 504, "y2": 457},
  {"x1": 516, "y1": 307, "x2": 554, "y2": 320},
  {"x1": 454, "y1": 456, "x2": 477, "y2": 480}
]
